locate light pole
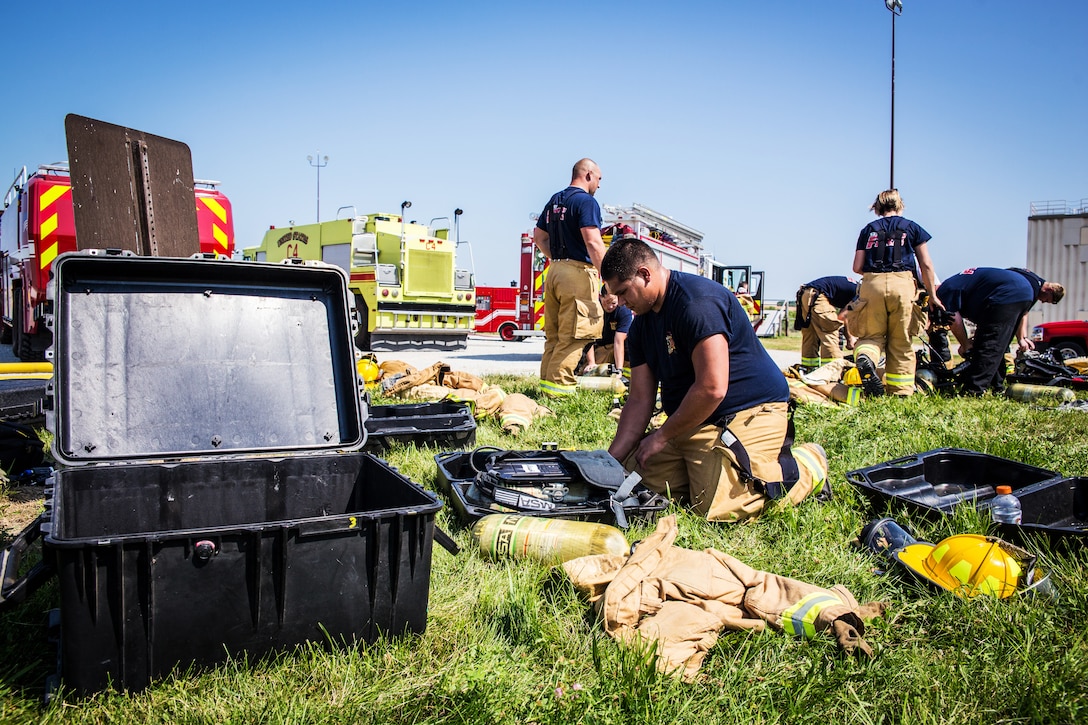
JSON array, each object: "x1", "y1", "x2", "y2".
[
  {"x1": 307, "y1": 153, "x2": 328, "y2": 222},
  {"x1": 886, "y1": 0, "x2": 902, "y2": 190}
]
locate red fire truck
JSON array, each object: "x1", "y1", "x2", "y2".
[
  {"x1": 0, "y1": 163, "x2": 235, "y2": 360},
  {"x1": 475, "y1": 203, "x2": 764, "y2": 340}
]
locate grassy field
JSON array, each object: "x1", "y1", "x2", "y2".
[{"x1": 1, "y1": 370, "x2": 1086, "y2": 724}]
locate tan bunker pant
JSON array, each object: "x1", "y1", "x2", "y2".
[
  {"x1": 622, "y1": 402, "x2": 827, "y2": 522},
  {"x1": 540, "y1": 259, "x2": 603, "y2": 396},
  {"x1": 852, "y1": 271, "x2": 920, "y2": 396},
  {"x1": 799, "y1": 287, "x2": 845, "y2": 369}
]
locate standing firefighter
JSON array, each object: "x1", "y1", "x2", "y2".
[
  {"x1": 795, "y1": 275, "x2": 859, "y2": 371},
  {"x1": 851, "y1": 189, "x2": 941, "y2": 397},
  {"x1": 603, "y1": 238, "x2": 829, "y2": 523},
  {"x1": 533, "y1": 159, "x2": 606, "y2": 397},
  {"x1": 936, "y1": 267, "x2": 1065, "y2": 395}
]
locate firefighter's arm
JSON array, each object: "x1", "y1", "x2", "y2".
[
  {"x1": 532, "y1": 226, "x2": 551, "y2": 260},
  {"x1": 634, "y1": 334, "x2": 728, "y2": 470},
  {"x1": 582, "y1": 226, "x2": 606, "y2": 274},
  {"x1": 852, "y1": 250, "x2": 866, "y2": 276},
  {"x1": 608, "y1": 363, "x2": 657, "y2": 464},
  {"x1": 613, "y1": 331, "x2": 627, "y2": 370},
  {"x1": 950, "y1": 312, "x2": 971, "y2": 355},
  {"x1": 915, "y1": 244, "x2": 944, "y2": 311},
  {"x1": 1016, "y1": 314, "x2": 1035, "y2": 351}
]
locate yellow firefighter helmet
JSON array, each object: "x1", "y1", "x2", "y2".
[
  {"x1": 357, "y1": 356, "x2": 381, "y2": 383},
  {"x1": 894, "y1": 534, "x2": 1045, "y2": 599},
  {"x1": 843, "y1": 367, "x2": 861, "y2": 386}
]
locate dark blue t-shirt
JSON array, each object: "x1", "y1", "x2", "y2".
[
  {"x1": 600, "y1": 304, "x2": 633, "y2": 346},
  {"x1": 808, "y1": 276, "x2": 858, "y2": 309},
  {"x1": 856, "y1": 216, "x2": 932, "y2": 273},
  {"x1": 628, "y1": 271, "x2": 788, "y2": 421},
  {"x1": 936, "y1": 267, "x2": 1038, "y2": 321},
  {"x1": 536, "y1": 187, "x2": 601, "y2": 264}
]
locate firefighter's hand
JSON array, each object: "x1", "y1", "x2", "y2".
[
  {"x1": 635, "y1": 430, "x2": 668, "y2": 469},
  {"x1": 1018, "y1": 338, "x2": 1035, "y2": 352},
  {"x1": 928, "y1": 296, "x2": 946, "y2": 313}
]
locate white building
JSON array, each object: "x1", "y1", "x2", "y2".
[{"x1": 1026, "y1": 199, "x2": 1088, "y2": 325}]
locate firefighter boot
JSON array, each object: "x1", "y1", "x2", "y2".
[{"x1": 855, "y1": 356, "x2": 885, "y2": 398}]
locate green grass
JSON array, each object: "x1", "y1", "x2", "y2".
[{"x1": 1, "y1": 379, "x2": 1087, "y2": 724}]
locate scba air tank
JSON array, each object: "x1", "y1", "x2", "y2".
[
  {"x1": 1005, "y1": 383, "x2": 1075, "y2": 404},
  {"x1": 471, "y1": 514, "x2": 631, "y2": 565}
]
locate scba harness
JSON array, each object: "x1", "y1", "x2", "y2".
[
  {"x1": 465, "y1": 448, "x2": 651, "y2": 528},
  {"x1": 864, "y1": 220, "x2": 912, "y2": 272}
]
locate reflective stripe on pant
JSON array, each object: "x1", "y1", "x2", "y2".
[
  {"x1": 799, "y1": 288, "x2": 845, "y2": 368},
  {"x1": 540, "y1": 259, "x2": 603, "y2": 395},
  {"x1": 623, "y1": 402, "x2": 823, "y2": 522},
  {"x1": 854, "y1": 271, "x2": 917, "y2": 396}
]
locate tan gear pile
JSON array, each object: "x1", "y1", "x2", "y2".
[
  {"x1": 372, "y1": 359, "x2": 554, "y2": 435},
  {"x1": 564, "y1": 515, "x2": 885, "y2": 681},
  {"x1": 785, "y1": 358, "x2": 863, "y2": 407}
]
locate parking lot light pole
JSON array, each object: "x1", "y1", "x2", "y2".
[
  {"x1": 307, "y1": 153, "x2": 328, "y2": 222},
  {"x1": 886, "y1": 0, "x2": 903, "y2": 190}
]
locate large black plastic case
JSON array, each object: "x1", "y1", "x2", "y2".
[
  {"x1": 40, "y1": 252, "x2": 442, "y2": 693},
  {"x1": 364, "y1": 401, "x2": 476, "y2": 453},
  {"x1": 846, "y1": 448, "x2": 1086, "y2": 543}
]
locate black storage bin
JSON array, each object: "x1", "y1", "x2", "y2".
[
  {"x1": 846, "y1": 448, "x2": 1058, "y2": 514},
  {"x1": 990, "y1": 476, "x2": 1088, "y2": 539},
  {"x1": 364, "y1": 401, "x2": 476, "y2": 452},
  {"x1": 2, "y1": 253, "x2": 442, "y2": 694}
]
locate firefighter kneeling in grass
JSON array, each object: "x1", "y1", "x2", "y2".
[{"x1": 603, "y1": 238, "x2": 829, "y2": 522}]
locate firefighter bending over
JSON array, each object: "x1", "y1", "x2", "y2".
[
  {"x1": 603, "y1": 238, "x2": 829, "y2": 522},
  {"x1": 936, "y1": 267, "x2": 1064, "y2": 395},
  {"x1": 533, "y1": 158, "x2": 606, "y2": 397}
]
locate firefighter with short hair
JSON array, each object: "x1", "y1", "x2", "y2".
[
  {"x1": 533, "y1": 158, "x2": 606, "y2": 397},
  {"x1": 936, "y1": 267, "x2": 1065, "y2": 395},
  {"x1": 603, "y1": 238, "x2": 828, "y2": 522},
  {"x1": 851, "y1": 189, "x2": 942, "y2": 397}
]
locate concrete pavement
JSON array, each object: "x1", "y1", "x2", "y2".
[{"x1": 369, "y1": 334, "x2": 801, "y2": 378}]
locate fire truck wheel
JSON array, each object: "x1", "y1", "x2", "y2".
[
  {"x1": 498, "y1": 322, "x2": 519, "y2": 342},
  {"x1": 354, "y1": 295, "x2": 372, "y2": 352}
]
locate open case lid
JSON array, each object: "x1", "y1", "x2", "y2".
[{"x1": 46, "y1": 252, "x2": 366, "y2": 466}]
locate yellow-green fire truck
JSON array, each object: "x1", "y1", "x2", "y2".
[{"x1": 245, "y1": 205, "x2": 475, "y2": 350}]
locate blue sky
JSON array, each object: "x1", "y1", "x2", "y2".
[{"x1": 3, "y1": 1, "x2": 1085, "y2": 298}]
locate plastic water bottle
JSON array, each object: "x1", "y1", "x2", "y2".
[
  {"x1": 472, "y1": 514, "x2": 631, "y2": 564},
  {"x1": 990, "y1": 485, "x2": 1023, "y2": 525}
]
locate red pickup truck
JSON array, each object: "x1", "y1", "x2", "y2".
[{"x1": 1030, "y1": 320, "x2": 1088, "y2": 360}]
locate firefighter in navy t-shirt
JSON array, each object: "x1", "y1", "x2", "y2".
[
  {"x1": 602, "y1": 238, "x2": 829, "y2": 522},
  {"x1": 533, "y1": 158, "x2": 606, "y2": 397},
  {"x1": 936, "y1": 267, "x2": 1064, "y2": 395},
  {"x1": 584, "y1": 289, "x2": 633, "y2": 372},
  {"x1": 795, "y1": 275, "x2": 859, "y2": 371}
]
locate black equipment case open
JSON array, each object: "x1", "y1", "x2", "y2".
[
  {"x1": 846, "y1": 448, "x2": 1087, "y2": 544},
  {"x1": 0, "y1": 252, "x2": 442, "y2": 694}
]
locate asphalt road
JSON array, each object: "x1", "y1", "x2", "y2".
[{"x1": 372, "y1": 333, "x2": 801, "y2": 378}]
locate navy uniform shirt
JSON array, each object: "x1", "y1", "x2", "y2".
[
  {"x1": 936, "y1": 267, "x2": 1038, "y2": 322},
  {"x1": 628, "y1": 271, "x2": 788, "y2": 421},
  {"x1": 807, "y1": 276, "x2": 858, "y2": 309},
  {"x1": 600, "y1": 304, "x2": 633, "y2": 346},
  {"x1": 536, "y1": 187, "x2": 601, "y2": 264}
]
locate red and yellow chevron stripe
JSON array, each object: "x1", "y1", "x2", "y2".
[
  {"x1": 37, "y1": 183, "x2": 71, "y2": 271},
  {"x1": 199, "y1": 196, "x2": 232, "y2": 257},
  {"x1": 533, "y1": 265, "x2": 548, "y2": 330}
]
